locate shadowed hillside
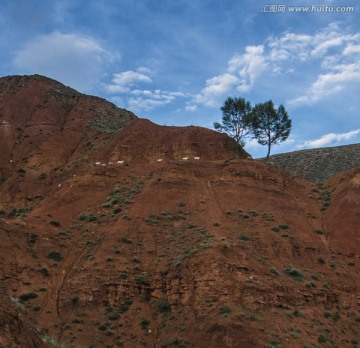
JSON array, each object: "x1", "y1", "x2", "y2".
[
  {"x1": 262, "y1": 143, "x2": 360, "y2": 183},
  {"x1": 0, "y1": 75, "x2": 359, "y2": 348}
]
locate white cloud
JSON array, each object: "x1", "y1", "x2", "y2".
[
  {"x1": 185, "y1": 104, "x2": 198, "y2": 111},
  {"x1": 268, "y1": 32, "x2": 312, "y2": 62},
  {"x1": 298, "y1": 129, "x2": 360, "y2": 149},
  {"x1": 193, "y1": 23, "x2": 360, "y2": 111},
  {"x1": 114, "y1": 88, "x2": 189, "y2": 112},
  {"x1": 106, "y1": 70, "x2": 152, "y2": 93},
  {"x1": 287, "y1": 95, "x2": 309, "y2": 105},
  {"x1": 268, "y1": 25, "x2": 351, "y2": 64},
  {"x1": 343, "y1": 44, "x2": 360, "y2": 56},
  {"x1": 243, "y1": 138, "x2": 263, "y2": 152},
  {"x1": 279, "y1": 24, "x2": 360, "y2": 105},
  {"x1": 321, "y1": 55, "x2": 340, "y2": 69},
  {"x1": 271, "y1": 66, "x2": 282, "y2": 75},
  {"x1": 268, "y1": 24, "x2": 360, "y2": 68},
  {"x1": 311, "y1": 37, "x2": 344, "y2": 57},
  {"x1": 289, "y1": 61, "x2": 360, "y2": 105},
  {"x1": 194, "y1": 73, "x2": 240, "y2": 107},
  {"x1": 127, "y1": 91, "x2": 175, "y2": 112},
  {"x1": 187, "y1": 23, "x2": 360, "y2": 112},
  {"x1": 12, "y1": 31, "x2": 115, "y2": 91},
  {"x1": 230, "y1": 45, "x2": 267, "y2": 93},
  {"x1": 104, "y1": 68, "x2": 190, "y2": 112},
  {"x1": 136, "y1": 66, "x2": 152, "y2": 74},
  {"x1": 189, "y1": 45, "x2": 267, "y2": 108}
]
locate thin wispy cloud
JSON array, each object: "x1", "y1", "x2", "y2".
[
  {"x1": 268, "y1": 32, "x2": 313, "y2": 62},
  {"x1": 343, "y1": 44, "x2": 360, "y2": 55},
  {"x1": 12, "y1": 31, "x2": 115, "y2": 91},
  {"x1": 277, "y1": 25, "x2": 360, "y2": 105},
  {"x1": 128, "y1": 90, "x2": 189, "y2": 112},
  {"x1": 288, "y1": 61, "x2": 360, "y2": 105},
  {"x1": 105, "y1": 70, "x2": 153, "y2": 93},
  {"x1": 105, "y1": 68, "x2": 190, "y2": 112},
  {"x1": 298, "y1": 129, "x2": 360, "y2": 149}
]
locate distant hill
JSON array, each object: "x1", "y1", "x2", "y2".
[{"x1": 262, "y1": 143, "x2": 360, "y2": 183}]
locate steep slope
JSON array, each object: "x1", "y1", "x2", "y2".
[
  {"x1": 0, "y1": 287, "x2": 46, "y2": 348},
  {"x1": 324, "y1": 166, "x2": 360, "y2": 255},
  {"x1": 0, "y1": 75, "x2": 246, "y2": 202},
  {"x1": 1, "y1": 159, "x2": 359, "y2": 347},
  {"x1": 0, "y1": 74, "x2": 134, "y2": 184},
  {"x1": 0, "y1": 75, "x2": 358, "y2": 348},
  {"x1": 0, "y1": 224, "x2": 47, "y2": 348}
]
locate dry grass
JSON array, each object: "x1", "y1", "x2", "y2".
[{"x1": 261, "y1": 143, "x2": 360, "y2": 182}]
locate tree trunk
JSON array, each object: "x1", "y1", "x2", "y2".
[{"x1": 266, "y1": 143, "x2": 271, "y2": 162}]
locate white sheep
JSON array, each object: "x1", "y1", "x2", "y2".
[
  {"x1": 95, "y1": 161, "x2": 101, "y2": 165},
  {"x1": 108, "y1": 162, "x2": 113, "y2": 165},
  {"x1": 58, "y1": 183, "x2": 61, "y2": 187},
  {"x1": 157, "y1": 159, "x2": 163, "y2": 162},
  {"x1": 117, "y1": 160, "x2": 125, "y2": 165},
  {"x1": 182, "y1": 157, "x2": 189, "y2": 161},
  {"x1": 101, "y1": 163, "x2": 106, "y2": 167},
  {"x1": 194, "y1": 157, "x2": 200, "y2": 160}
]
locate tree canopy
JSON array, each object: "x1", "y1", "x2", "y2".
[
  {"x1": 213, "y1": 97, "x2": 252, "y2": 148},
  {"x1": 251, "y1": 100, "x2": 292, "y2": 161},
  {"x1": 214, "y1": 97, "x2": 292, "y2": 160}
]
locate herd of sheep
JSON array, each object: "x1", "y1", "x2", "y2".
[{"x1": 94, "y1": 157, "x2": 201, "y2": 166}]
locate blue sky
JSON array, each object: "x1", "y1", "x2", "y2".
[{"x1": 1, "y1": 0, "x2": 359, "y2": 158}]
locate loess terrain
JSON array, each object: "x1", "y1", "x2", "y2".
[{"x1": 0, "y1": 75, "x2": 359, "y2": 348}]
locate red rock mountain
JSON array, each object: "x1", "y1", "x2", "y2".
[{"x1": 0, "y1": 75, "x2": 358, "y2": 348}]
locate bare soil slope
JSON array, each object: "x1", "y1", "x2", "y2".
[{"x1": 0, "y1": 75, "x2": 358, "y2": 348}]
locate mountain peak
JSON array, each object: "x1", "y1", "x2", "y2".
[
  {"x1": 0, "y1": 74, "x2": 248, "y2": 182},
  {"x1": 0, "y1": 74, "x2": 80, "y2": 96}
]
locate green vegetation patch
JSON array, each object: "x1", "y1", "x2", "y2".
[
  {"x1": 278, "y1": 224, "x2": 289, "y2": 230},
  {"x1": 140, "y1": 318, "x2": 150, "y2": 330},
  {"x1": 136, "y1": 275, "x2": 150, "y2": 285},
  {"x1": 284, "y1": 266, "x2": 304, "y2": 281},
  {"x1": 156, "y1": 299, "x2": 171, "y2": 313},
  {"x1": 88, "y1": 106, "x2": 134, "y2": 133},
  {"x1": 9, "y1": 207, "x2": 30, "y2": 217},
  {"x1": 19, "y1": 292, "x2": 38, "y2": 302},
  {"x1": 220, "y1": 306, "x2": 232, "y2": 314},
  {"x1": 47, "y1": 251, "x2": 64, "y2": 262}
]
